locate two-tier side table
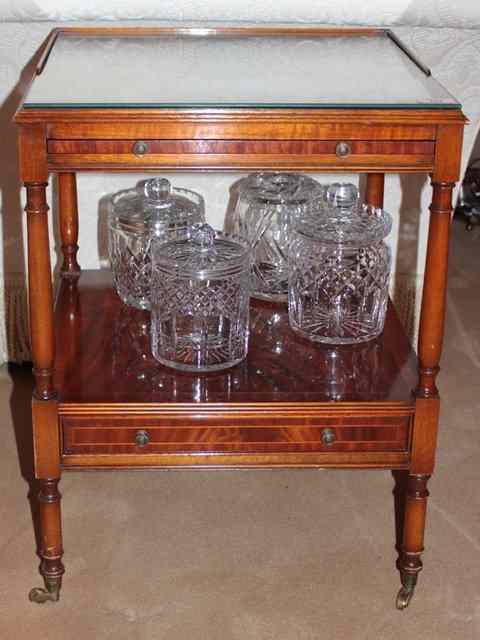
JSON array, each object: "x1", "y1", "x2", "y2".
[{"x1": 14, "y1": 27, "x2": 466, "y2": 609}]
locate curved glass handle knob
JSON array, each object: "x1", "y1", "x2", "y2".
[
  {"x1": 335, "y1": 141, "x2": 352, "y2": 158},
  {"x1": 321, "y1": 428, "x2": 336, "y2": 446},
  {"x1": 192, "y1": 223, "x2": 216, "y2": 252},
  {"x1": 135, "y1": 429, "x2": 150, "y2": 447},
  {"x1": 144, "y1": 177, "x2": 171, "y2": 200},
  {"x1": 326, "y1": 182, "x2": 359, "y2": 208},
  {"x1": 133, "y1": 140, "x2": 150, "y2": 156}
]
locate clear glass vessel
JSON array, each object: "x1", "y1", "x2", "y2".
[
  {"x1": 230, "y1": 172, "x2": 324, "y2": 303},
  {"x1": 151, "y1": 223, "x2": 251, "y2": 372},
  {"x1": 288, "y1": 184, "x2": 392, "y2": 344},
  {"x1": 108, "y1": 177, "x2": 204, "y2": 309},
  {"x1": 325, "y1": 182, "x2": 360, "y2": 208}
]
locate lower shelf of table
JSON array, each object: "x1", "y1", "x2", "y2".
[
  {"x1": 54, "y1": 271, "x2": 418, "y2": 470},
  {"x1": 54, "y1": 270, "x2": 418, "y2": 405}
]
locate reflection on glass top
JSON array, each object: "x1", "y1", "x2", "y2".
[{"x1": 24, "y1": 30, "x2": 460, "y2": 109}]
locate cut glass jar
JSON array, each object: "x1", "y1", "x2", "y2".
[
  {"x1": 288, "y1": 184, "x2": 392, "y2": 344},
  {"x1": 230, "y1": 172, "x2": 324, "y2": 303},
  {"x1": 151, "y1": 223, "x2": 251, "y2": 372},
  {"x1": 108, "y1": 177, "x2": 204, "y2": 309}
]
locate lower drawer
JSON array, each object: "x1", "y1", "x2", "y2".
[{"x1": 61, "y1": 414, "x2": 411, "y2": 456}]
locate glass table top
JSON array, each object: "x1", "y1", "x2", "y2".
[{"x1": 23, "y1": 29, "x2": 460, "y2": 110}]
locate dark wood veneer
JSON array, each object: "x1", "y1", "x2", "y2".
[
  {"x1": 62, "y1": 417, "x2": 411, "y2": 455},
  {"x1": 48, "y1": 139, "x2": 435, "y2": 155},
  {"x1": 54, "y1": 271, "x2": 417, "y2": 405}
]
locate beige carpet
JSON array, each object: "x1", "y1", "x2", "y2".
[{"x1": 0, "y1": 218, "x2": 479, "y2": 639}]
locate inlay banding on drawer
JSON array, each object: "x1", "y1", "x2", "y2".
[{"x1": 61, "y1": 414, "x2": 411, "y2": 456}]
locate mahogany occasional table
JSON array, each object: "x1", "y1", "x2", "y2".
[{"x1": 14, "y1": 26, "x2": 466, "y2": 609}]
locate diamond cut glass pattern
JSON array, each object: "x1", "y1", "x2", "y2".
[
  {"x1": 109, "y1": 229, "x2": 154, "y2": 310},
  {"x1": 151, "y1": 224, "x2": 251, "y2": 372},
  {"x1": 108, "y1": 178, "x2": 204, "y2": 309},
  {"x1": 289, "y1": 188, "x2": 392, "y2": 344},
  {"x1": 229, "y1": 173, "x2": 324, "y2": 303}
]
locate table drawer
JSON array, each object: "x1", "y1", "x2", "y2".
[
  {"x1": 47, "y1": 138, "x2": 435, "y2": 171},
  {"x1": 61, "y1": 414, "x2": 411, "y2": 456}
]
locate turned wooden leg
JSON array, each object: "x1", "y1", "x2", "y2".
[
  {"x1": 365, "y1": 173, "x2": 385, "y2": 208},
  {"x1": 394, "y1": 180, "x2": 455, "y2": 609},
  {"x1": 29, "y1": 479, "x2": 64, "y2": 603},
  {"x1": 396, "y1": 475, "x2": 430, "y2": 609},
  {"x1": 25, "y1": 179, "x2": 64, "y2": 602},
  {"x1": 392, "y1": 470, "x2": 408, "y2": 553},
  {"x1": 58, "y1": 172, "x2": 80, "y2": 278},
  {"x1": 394, "y1": 181, "x2": 454, "y2": 608},
  {"x1": 26, "y1": 182, "x2": 56, "y2": 400},
  {"x1": 416, "y1": 181, "x2": 453, "y2": 398}
]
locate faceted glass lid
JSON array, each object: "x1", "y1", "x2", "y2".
[
  {"x1": 296, "y1": 183, "x2": 392, "y2": 246},
  {"x1": 238, "y1": 172, "x2": 325, "y2": 205},
  {"x1": 111, "y1": 177, "x2": 204, "y2": 234},
  {"x1": 152, "y1": 223, "x2": 251, "y2": 279}
]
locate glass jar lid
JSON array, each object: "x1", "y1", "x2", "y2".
[
  {"x1": 110, "y1": 177, "x2": 204, "y2": 235},
  {"x1": 152, "y1": 223, "x2": 251, "y2": 280},
  {"x1": 238, "y1": 172, "x2": 325, "y2": 205},
  {"x1": 296, "y1": 186, "x2": 392, "y2": 246},
  {"x1": 325, "y1": 182, "x2": 360, "y2": 209}
]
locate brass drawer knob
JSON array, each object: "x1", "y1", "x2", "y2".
[
  {"x1": 321, "y1": 428, "x2": 336, "y2": 446},
  {"x1": 135, "y1": 429, "x2": 150, "y2": 447},
  {"x1": 335, "y1": 141, "x2": 351, "y2": 158},
  {"x1": 133, "y1": 140, "x2": 149, "y2": 156}
]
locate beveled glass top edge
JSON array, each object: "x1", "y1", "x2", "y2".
[
  {"x1": 23, "y1": 102, "x2": 462, "y2": 110},
  {"x1": 50, "y1": 26, "x2": 385, "y2": 37}
]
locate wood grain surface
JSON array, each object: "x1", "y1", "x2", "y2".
[{"x1": 54, "y1": 271, "x2": 418, "y2": 406}]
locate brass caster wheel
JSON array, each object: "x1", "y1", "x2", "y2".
[
  {"x1": 29, "y1": 582, "x2": 60, "y2": 604},
  {"x1": 396, "y1": 585, "x2": 414, "y2": 610}
]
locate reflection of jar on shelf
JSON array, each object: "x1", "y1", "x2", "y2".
[
  {"x1": 111, "y1": 306, "x2": 158, "y2": 384},
  {"x1": 230, "y1": 172, "x2": 324, "y2": 303},
  {"x1": 151, "y1": 365, "x2": 248, "y2": 402},
  {"x1": 249, "y1": 300, "x2": 384, "y2": 400},
  {"x1": 249, "y1": 303, "x2": 285, "y2": 356},
  {"x1": 108, "y1": 177, "x2": 204, "y2": 309},
  {"x1": 289, "y1": 184, "x2": 392, "y2": 344},
  {"x1": 317, "y1": 341, "x2": 384, "y2": 401}
]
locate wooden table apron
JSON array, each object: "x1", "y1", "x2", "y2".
[{"x1": 14, "y1": 30, "x2": 466, "y2": 608}]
